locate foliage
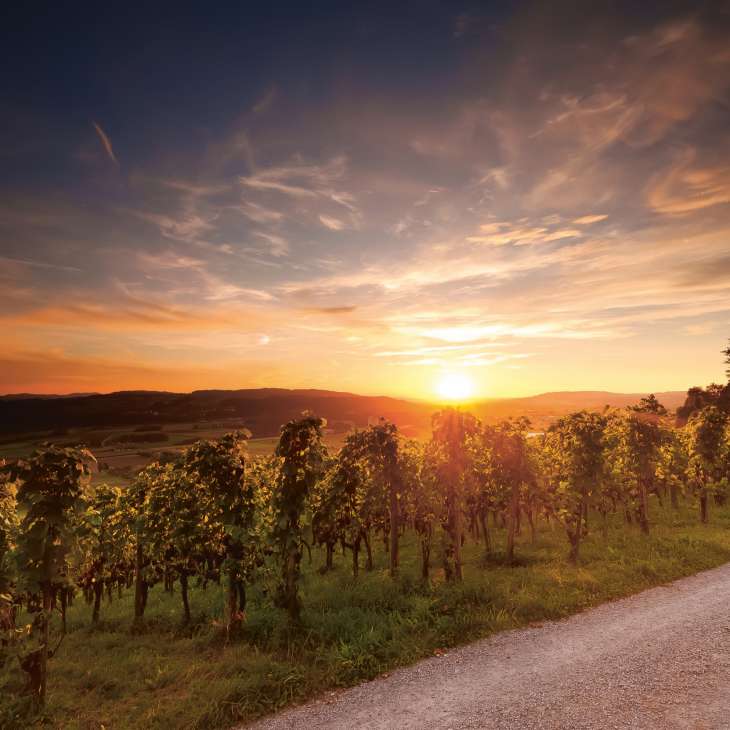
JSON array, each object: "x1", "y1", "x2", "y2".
[
  {"x1": 655, "y1": 429, "x2": 688, "y2": 509},
  {"x1": 75, "y1": 484, "x2": 134, "y2": 624},
  {"x1": 475, "y1": 418, "x2": 531, "y2": 563},
  {"x1": 184, "y1": 431, "x2": 261, "y2": 635},
  {"x1": 429, "y1": 409, "x2": 479, "y2": 579},
  {"x1": 541, "y1": 411, "x2": 606, "y2": 561},
  {"x1": 684, "y1": 406, "x2": 729, "y2": 522},
  {"x1": 7, "y1": 445, "x2": 94, "y2": 705},
  {"x1": 312, "y1": 432, "x2": 372, "y2": 577},
  {"x1": 4, "y1": 371, "x2": 730, "y2": 723},
  {"x1": 630, "y1": 394, "x2": 667, "y2": 416},
  {"x1": 0, "y1": 465, "x2": 18, "y2": 665},
  {"x1": 271, "y1": 415, "x2": 327, "y2": 622},
  {"x1": 604, "y1": 410, "x2": 662, "y2": 534},
  {"x1": 3, "y1": 498, "x2": 730, "y2": 730}
]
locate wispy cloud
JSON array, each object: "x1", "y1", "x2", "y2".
[
  {"x1": 252, "y1": 231, "x2": 289, "y2": 257},
  {"x1": 252, "y1": 87, "x2": 277, "y2": 115},
  {"x1": 92, "y1": 121, "x2": 118, "y2": 164},
  {"x1": 573, "y1": 214, "x2": 608, "y2": 225},
  {"x1": 319, "y1": 214, "x2": 346, "y2": 231},
  {"x1": 466, "y1": 221, "x2": 583, "y2": 246},
  {"x1": 0, "y1": 256, "x2": 82, "y2": 273},
  {"x1": 647, "y1": 149, "x2": 730, "y2": 215},
  {"x1": 5, "y1": 4, "x2": 730, "y2": 397}
]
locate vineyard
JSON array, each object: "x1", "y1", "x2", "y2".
[{"x1": 1, "y1": 394, "x2": 730, "y2": 728}]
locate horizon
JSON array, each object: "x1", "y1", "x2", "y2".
[
  {"x1": 2, "y1": 2, "x2": 730, "y2": 399},
  {"x1": 0, "y1": 383, "x2": 693, "y2": 402}
]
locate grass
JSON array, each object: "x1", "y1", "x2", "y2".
[
  {"x1": 3, "y1": 498, "x2": 730, "y2": 729},
  {"x1": 0, "y1": 429, "x2": 349, "y2": 488}
]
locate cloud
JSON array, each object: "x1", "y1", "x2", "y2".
[
  {"x1": 4, "y1": 301, "x2": 238, "y2": 332},
  {"x1": 466, "y1": 221, "x2": 583, "y2": 246},
  {"x1": 573, "y1": 215, "x2": 608, "y2": 225},
  {"x1": 675, "y1": 255, "x2": 730, "y2": 288},
  {"x1": 319, "y1": 214, "x2": 346, "y2": 231},
  {"x1": 137, "y1": 249, "x2": 275, "y2": 301},
  {"x1": 5, "y1": 3, "x2": 730, "y2": 398},
  {"x1": 309, "y1": 306, "x2": 357, "y2": 314},
  {"x1": 134, "y1": 210, "x2": 218, "y2": 247},
  {"x1": 137, "y1": 251, "x2": 206, "y2": 269},
  {"x1": 0, "y1": 347, "x2": 286, "y2": 395},
  {"x1": 0, "y1": 256, "x2": 82, "y2": 273},
  {"x1": 647, "y1": 149, "x2": 730, "y2": 215},
  {"x1": 684, "y1": 322, "x2": 715, "y2": 336},
  {"x1": 252, "y1": 87, "x2": 277, "y2": 115},
  {"x1": 239, "y1": 156, "x2": 348, "y2": 199},
  {"x1": 235, "y1": 201, "x2": 284, "y2": 224},
  {"x1": 160, "y1": 180, "x2": 228, "y2": 196},
  {"x1": 92, "y1": 121, "x2": 118, "y2": 164},
  {"x1": 252, "y1": 231, "x2": 289, "y2": 257}
]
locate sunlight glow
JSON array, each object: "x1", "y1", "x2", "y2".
[{"x1": 436, "y1": 372, "x2": 475, "y2": 401}]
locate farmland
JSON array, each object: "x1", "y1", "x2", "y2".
[
  {"x1": 3, "y1": 498, "x2": 730, "y2": 729},
  {"x1": 1, "y1": 379, "x2": 730, "y2": 729},
  {"x1": 0, "y1": 424, "x2": 347, "y2": 487}
]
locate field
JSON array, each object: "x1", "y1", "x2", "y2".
[
  {"x1": 0, "y1": 425, "x2": 349, "y2": 486},
  {"x1": 2, "y1": 497, "x2": 729, "y2": 729}
]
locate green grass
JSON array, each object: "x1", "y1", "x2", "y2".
[{"x1": 3, "y1": 498, "x2": 730, "y2": 729}]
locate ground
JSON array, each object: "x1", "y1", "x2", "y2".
[
  {"x1": 248, "y1": 562, "x2": 730, "y2": 729},
  {"x1": 0, "y1": 423, "x2": 349, "y2": 486},
  {"x1": 2, "y1": 499, "x2": 730, "y2": 728}
]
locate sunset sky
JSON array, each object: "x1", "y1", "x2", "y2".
[{"x1": 2, "y1": 1, "x2": 730, "y2": 399}]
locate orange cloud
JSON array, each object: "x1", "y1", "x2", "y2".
[
  {"x1": 2, "y1": 301, "x2": 265, "y2": 332},
  {"x1": 647, "y1": 150, "x2": 730, "y2": 214},
  {"x1": 0, "y1": 349, "x2": 288, "y2": 395}
]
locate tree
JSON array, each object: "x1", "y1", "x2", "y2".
[
  {"x1": 272, "y1": 414, "x2": 327, "y2": 623},
  {"x1": 684, "y1": 406, "x2": 728, "y2": 522},
  {"x1": 125, "y1": 464, "x2": 166, "y2": 627},
  {"x1": 75, "y1": 484, "x2": 134, "y2": 624},
  {"x1": 604, "y1": 410, "x2": 661, "y2": 534},
  {"x1": 430, "y1": 409, "x2": 479, "y2": 580},
  {"x1": 654, "y1": 430, "x2": 687, "y2": 510},
  {"x1": 312, "y1": 433, "x2": 371, "y2": 577},
  {"x1": 521, "y1": 439, "x2": 547, "y2": 544},
  {"x1": 484, "y1": 419, "x2": 531, "y2": 563},
  {"x1": 469, "y1": 427, "x2": 508, "y2": 557},
  {"x1": 0, "y1": 464, "x2": 18, "y2": 660},
  {"x1": 541, "y1": 412, "x2": 605, "y2": 561},
  {"x1": 184, "y1": 431, "x2": 259, "y2": 637},
  {"x1": 10, "y1": 445, "x2": 94, "y2": 706},
  {"x1": 631, "y1": 394, "x2": 667, "y2": 416},
  {"x1": 142, "y1": 462, "x2": 216, "y2": 624},
  {"x1": 399, "y1": 440, "x2": 435, "y2": 580},
  {"x1": 723, "y1": 339, "x2": 730, "y2": 381},
  {"x1": 367, "y1": 421, "x2": 404, "y2": 577}
]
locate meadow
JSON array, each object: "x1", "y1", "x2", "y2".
[
  {"x1": 2, "y1": 496, "x2": 729, "y2": 729},
  {"x1": 0, "y1": 425, "x2": 348, "y2": 487}
]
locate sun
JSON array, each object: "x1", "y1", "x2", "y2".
[{"x1": 436, "y1": 372, "x2": 475, "y2": 402}]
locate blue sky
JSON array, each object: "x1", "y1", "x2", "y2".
[{"x1": 2, "y1": 1, "x2": 730, "y2": 397}]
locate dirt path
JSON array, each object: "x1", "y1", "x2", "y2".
[{"x1": 246, "y1": 562, "x2": 730, "y2": 729}]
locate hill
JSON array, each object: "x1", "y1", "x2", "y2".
[{"x1": 0, "y1": 388, "x2": 686, "y2": 439}]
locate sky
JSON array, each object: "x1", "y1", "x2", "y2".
[{"x1": 2, "y1": 0, "x2": 730, "y2": 399}]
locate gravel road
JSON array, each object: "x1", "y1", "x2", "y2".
[{"x1": 245, "y1": 562, "x2": 730, "y2": 729}]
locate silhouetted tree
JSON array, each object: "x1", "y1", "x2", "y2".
[{"x1": 631, "y1": 394, "x2": 667, "y2": 416}]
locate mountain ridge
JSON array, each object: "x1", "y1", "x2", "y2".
[{"x1": 0, "y1": 388, "x2": 687, "y2": 438}]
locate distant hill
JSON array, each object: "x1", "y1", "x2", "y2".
[
  {"x1": 473, "y1": 390, "x2": 687, "y2": 424},
  {"x1": 0, "y1": 389, "x2": 433, "y2": 438},
  {"x1": 0, "y1": 388, "x2": 686, "y2": 438},
  {"x1": 0, "y1": 392, "x2": 99, "y2": 401}
]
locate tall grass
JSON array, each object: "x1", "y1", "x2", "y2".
[{"x1": 2, "y1": 498, "x2": 730, "y2": 729}]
